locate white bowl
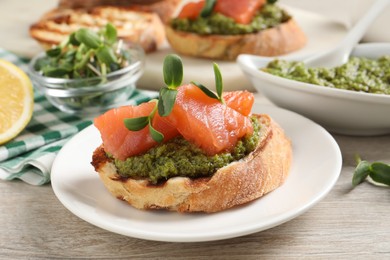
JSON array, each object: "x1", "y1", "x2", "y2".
[{"x1": 237, "y1": 43, "x2": 390, "y2": 136}]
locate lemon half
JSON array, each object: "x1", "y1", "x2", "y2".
[{"x1": 0, "y1": 59, "x2": 34, "y2": 145}]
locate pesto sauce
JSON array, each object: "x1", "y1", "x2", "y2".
[
  {"x1": 113, "y1": 117, "x2": 260, "y2": 184},
  {"x1": 170, "y1": 4, "x2": 290, "y2": 35},
  {"x1": 263, "y1": 56, "x2": 390, "y2": 95}
]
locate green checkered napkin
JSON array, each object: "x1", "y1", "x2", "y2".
[{"x1": 0, "y1": 48, "x2": 157, "y2": 185}]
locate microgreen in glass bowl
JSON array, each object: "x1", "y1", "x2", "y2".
[{"x1": 28, "y1": 23, "x2": 145, "y2": 115}]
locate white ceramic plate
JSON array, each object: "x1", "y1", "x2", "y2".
[
  {"x1": 51, "y1": 104, "x2": 342, "y2": 242},
  {"x1": 137, "y1": 5, "x2": 348, "y2": 92}
]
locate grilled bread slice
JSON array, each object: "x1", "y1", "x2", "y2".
[
  {"x1": 58, "y1": 0, "x2": 181, "y2": 24},
  {"x1": 91, "y1": 114, "x2": 292, "y2": 213},
  {"x1": 166, "y1": 18, "x2": 306, "y2": 60},
  {"x1": 30, "y1": 6, "x2": 166, "y2": 53}
]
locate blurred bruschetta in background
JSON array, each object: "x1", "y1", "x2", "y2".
[
  {"x1": 166, "y1": 0, "x2": 307, "y2": 60},
  {"x1": 30, "y1": 0, "x2": 181, "y2": 53}
]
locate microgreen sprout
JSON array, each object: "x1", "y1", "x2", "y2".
[
  {"x1": 200, "y1": 0, "x2": 217, "y2": 18},
  {"x1": 124, "y1": 54, "x2": 185, "y2": 142},
  {"x1": 192, "y1": 62, "x2": 225, "y2": 104},
  {"x1": 124, "y1": 54, "x2": 227, "y2": 143},
  {"x1": 124, "y1": 100, "x2": 164, "y2": 143},
  {"x1": 352, "y1": 154, "x2": 390, "y2": 187},
  {"x1": 34, "y1": 23, "x2": 128, "y2": 80},
  {"x1": 158, "y1": 54, "x2": 183, "y2": 116}
]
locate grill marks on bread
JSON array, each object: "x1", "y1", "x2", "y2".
[{"x1": 30, "y1": 6, "x2": 166, "y2": 53}]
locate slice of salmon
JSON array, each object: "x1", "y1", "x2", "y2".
[
  {"x1": 94, "y1": 102, "x2": 178, "y2": 160},
  {"x1": 94, "y1": 88, "x2": 254, "y2": 159},
  {"x1": 177, "y1": 0, "x2": 265, "y2": 24},
  {"x1": 177, "y1": 1, "x2": 205, "y2": 20},
  {"x1": 215, "y1": 0, "x2": 265, "y2": 24},
  {"x1": 223, "y1": 90, "x2": 254, "y2": 116},
  {"x1": 165, "y1": 84, "x2": 254, "y2": 155}
]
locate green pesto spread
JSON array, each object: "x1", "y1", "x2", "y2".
[
  {"x1": 112, "y1": 117, "x2": 260, "y2": 184},
  {"x1": 263, "y1": 56, "x2": 390, "y2": 95},
  {"x1": 170, "y1": 4, "x2": 290, "y2": 35}
]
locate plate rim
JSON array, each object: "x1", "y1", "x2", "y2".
[{"x1": 51, "y1": 104, "x2": 342, "y2": 242}]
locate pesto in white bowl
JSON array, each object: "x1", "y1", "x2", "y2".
[{"x1": 238, "y1": 43, "x2": 390, "y2": 136}]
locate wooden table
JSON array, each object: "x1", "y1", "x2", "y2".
[{"x1": 1, "y1": 93, "x2": 389, "y2": 259}]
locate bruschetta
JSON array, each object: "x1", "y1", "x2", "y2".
[
  {"x1": 91, "y1": 78, "x2": 292, "y2": 213},
  {"x1": 166, "y1": 0, "x2": 306, "y2": 60},
  {"x1": 30, "y1": 6, "x2": 166, "y2": 53}
]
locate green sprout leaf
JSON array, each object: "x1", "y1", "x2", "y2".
[
  {"x1": 123, "y1": 101, "x2": 165, "y2": 143},
  {"x1": 163, "y1": 54, "x2": 183, "y2": 88},
  {"x1": 69, "y1": 32, "x2": 80, "y2": 46},
  {"x1": 75, "y1": 44, "x2": 86, "y2": 61},
  {"x1": 191, "y1": 81, "x2": 219, "y2": 100},
  {"x1": 75, "y1": 28, "x2": 102, "y2": 49},
  {"x1": 158, "y1": 87, "x2": 178, "y2": 116},
  {"x1": 96, "y1": 45, "x2": 118, "y2": 65},
  {"x1": 34, "y1": 57, "x2": 51, "y2": 71},
  {"x1": 124, "y1": 116, "x2": 149, "y2": 131},
  {"x1": 213, "y1": 62, "x2": 224, "y2": 101},
  {"x1": 46, "y1": 47, "x2": 62, "y2": 57},
  {"x1": 370, "y1": 163, "x2": 390, "y2": 186},
  {"x1": 149, "y1": 121, "x2": 164, "y2": 143},
  {"x1": 190, "y1": 63, "x2": 225, "y2": 104},
  {"x1": 74, "y1": 49, "x2": 94, "y2": 70},
  {"x1": 267, "y1": 0, "x2": 278, "y2": 4},
  {"x1": 42, "y1": 68, "x2": 70, "y2": 78},
  {"x1": 352, "y1": 155, "x2": 390, "y2": 187},
  {"x1": 352, "y1": 160, "x2": 371, "y2": 186},
  {"x1": 42, "y1": 62, "x2": 73, "y2": 77},
  {"x1": 200, "y1": 0, "x2": 217, "y2": 18},
  {"x1": 104, "y1": 23, "x2": 117, "y2": 45}
]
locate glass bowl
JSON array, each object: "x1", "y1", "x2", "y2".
[{"x1": 28, "y1": 44, "x2": 145, "y2": 115}]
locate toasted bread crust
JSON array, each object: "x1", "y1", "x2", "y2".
[
  {"x1": 165, "y1": 18, "x2": 306, "y2": 60},
  {"x1": 30, "y1": 6, "x2": 166, "y2": 53},
  {"x1": 91, "y1": 114, "x2": 292, "y2": 213},
  {"x1": 58, "y1": 0, "x2": 181, "y2": 23}
]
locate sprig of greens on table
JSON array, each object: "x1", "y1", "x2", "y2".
[
  {"x1": 124, "y1": 54, "x2": 225, "y2": 142},
  {"x1": 34, "y1": 23, "x2": 130, "y2": 79},
  {"x1": 352, "y1": 155, "x2": 390, "y2": 187}
]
